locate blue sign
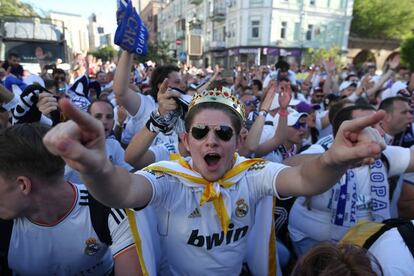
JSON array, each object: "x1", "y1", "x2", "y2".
[{"x1": 179, "y1": 51, "x2": 187, "y2": 61}]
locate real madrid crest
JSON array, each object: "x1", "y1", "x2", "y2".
[
  {"x1": 84, "y1": 237, "x2": 101, "y2": 256},
  {"x1": 235, "y1": 198, "x2": 248, "y2": 218}
]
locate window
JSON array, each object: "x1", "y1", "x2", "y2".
[
  {"x1": 306, "y1": 24, "x2": 313, "y2": 40},
  {"x1": 251, "y1": 20, "x2": 260, "y2": 38},
  {"x1": 280, "y1": 21, "x2": 287, "y2": 39}
]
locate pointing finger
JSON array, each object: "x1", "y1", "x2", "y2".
[
  {"x1": 340, "y1": 110, "x2": 385, "y2": 134},
  {"x1": 58, "y1": 98, "x2": 103, "y2": 135},
  {"x1": 158, "y1": 78, "x2": 169, "y2": 95}
]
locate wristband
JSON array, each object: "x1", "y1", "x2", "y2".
[
  {"x1": 258, "y1": 110, "x2": 268, "y2": 117},
  {"x1": 145, "y1": 110, "x2": 177, "y2": 135},
  {"x1": 278, "y1": 109, "x2": 288, "y2": 117}
]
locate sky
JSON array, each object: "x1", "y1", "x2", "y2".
[{"x1": 22, "y1": 0, "x2": 118, "y2": 35}]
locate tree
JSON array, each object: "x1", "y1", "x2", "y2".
[
  {"x1": 304, "y1": 47, "x2": 343, "y2": 68},
  {"x1": 0, "y1": 0, "x2": 38, "y2": 17},
  {"x1": 351, "y1": 0, "x2": 414, "y2": 39},
  {"x1": 88, "y1": 45, "x2": 117, "y2": 62},
  {"x1": 401, "y1": 36, "x2": 414, "y2": 71}
]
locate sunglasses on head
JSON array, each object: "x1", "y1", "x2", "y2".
[
  {"x1": 398, "y1": 89, "x2": 412, "y2": 98},
  {"x1": 190, "y1": 124, "x2": 234, "y2": 141},
  {"x1": 292, "y1": 121, "x2": 307, "y2": 130}
]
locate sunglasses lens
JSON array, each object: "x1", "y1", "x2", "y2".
[
  {"x1": 191, "y1": 125, "x2": 209, "y2": 140},
  {"x1": 191, "y1": 125, "x2": 234, "y2": 141},
  {"x1": 215, "y1": 126, "x2": 233, "y2": 141}
]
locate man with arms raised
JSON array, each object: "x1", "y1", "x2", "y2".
[{"x1": 44, "y1": 89, "x2": 385, "y2": 275}]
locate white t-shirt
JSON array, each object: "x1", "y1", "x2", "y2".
[
  {"x1": 121, "y1": 93, "x2": 178, "y2": 146},
  {"x1": 288, "y1": 146, "x2": 410, "y2": 242},
  {"x1": 8, "y1": 183, "x2": 134, "y2": 275},
  {"x1": 65, "y1": 138, "x2": 133, "y2": 184},
  {"x1": 136, "y1": 159, "x2": 288, "y2": 275},
  {"x1": 369, "y1": 221, "x2": 414, "y2": 276}
]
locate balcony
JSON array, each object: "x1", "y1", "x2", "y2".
[
  {"x1": 190, "y1": 0, "x2": 203, "y2": 5},
  {"x1": 210, "y1": 40, "x2": 226, "y2": 49},
  {"x1": 210, "y1": 7, "x2": 226, "y2": 21}
]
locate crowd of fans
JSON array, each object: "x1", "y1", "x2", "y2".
[{"x1": 1, "y1": 45, "x2": 414, "y2": 276}]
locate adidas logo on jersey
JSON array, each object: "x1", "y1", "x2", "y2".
[
  {"x1": 188, "y1": 208, "x2": 201, "y2": 218},
  {"x1": 187, "y1": 223, "x2": 249, "y2": 250}
]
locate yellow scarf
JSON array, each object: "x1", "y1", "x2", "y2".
[{"x1": 145, "y1": 154, "x2": 264, "y2": 234}]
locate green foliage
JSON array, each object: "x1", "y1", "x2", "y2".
[
  {"x1": 351, "y1": 0, "x2": 414, "y2": 39},
  {"x1": 304, "y1": 47, "x2": 343, "y2": 67},
  {"x1": 0, "y1": 0, "x2": 38, "y2": 17},
  {"x1": 88, "y1": 45, "x2": 117, "y2": 62},
  {"x1": 401, "y1": 36, "x2": 414, "y2": 71}
]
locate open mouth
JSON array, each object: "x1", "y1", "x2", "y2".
[{"x1": 204, "y1": 153, "x2": 221, "y2": 167}]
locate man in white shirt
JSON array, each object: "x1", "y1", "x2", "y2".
[
  {"x1": 0, "y1": 123, "x2": 142, "y2": 275},
  {"x1": 65, "y1": 99, "x2": 133, "y2": 184},
  {"x1": 113, "y1": 51, "x2": 183, "y2": 146},
  {"x1": 286, "y1": 105, "x2": 414, "y2": 256},
  {"x1": 44, "y1": 89, "x2": 387, "y2": 275}
]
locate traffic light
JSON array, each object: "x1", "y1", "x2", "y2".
[{"x1": 172, "y1": 49, "x2": 177, "y2": 58}]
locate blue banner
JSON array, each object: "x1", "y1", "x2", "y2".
[{"x1": 115, "y1": 0, "x2": 149, "y2": 56}]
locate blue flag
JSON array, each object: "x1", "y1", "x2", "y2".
[{"x1": 115, "y1": 0, "x2": 149, "y2": 56}]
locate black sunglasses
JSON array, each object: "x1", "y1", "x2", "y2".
[
  {"x1": 190, "y1": 124, "x2": 234, "y2": 141},
  {"x1": 292, "y1": 121, "x2": 307, "y2": 130}
]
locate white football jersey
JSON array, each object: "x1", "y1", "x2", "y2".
[
  {"x1": 8, "y1": 183, "x2": 135, "y2": 275},
  {"x1": 137, "y1": 160, "x2": 287, "y2": 275}
]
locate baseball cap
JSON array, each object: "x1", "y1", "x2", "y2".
[
  {"x1": 391, "y1": 81, "x2": 409, "y2": 95},
  {"x1": 295, "y1": 101, "x2": 317, "y2": 113},
  {"x1": 287, "y1": 108, "x2": 308, "y2": 127},
  {"x1": 339, "y1": 81, "x2": 357, "y2": 92}
]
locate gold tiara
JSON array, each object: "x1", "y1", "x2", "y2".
[{"x1": 188, "y1": 88, "x2": 246, "y2": 122}]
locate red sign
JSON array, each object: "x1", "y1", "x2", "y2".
[{"x1": 176, "y1": 39, "x2": 182, "y2": 46}]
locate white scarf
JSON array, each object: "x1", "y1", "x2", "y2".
[{"x1": 330, "y1": 160, "x2": 389, "y2": 241}]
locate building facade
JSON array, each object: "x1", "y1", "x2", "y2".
[
  {"x1": 141, "y1": 0, "x2": 165, "y2": 44},
  {"x1": 87, "y1": 13, "x2": 113, "y2": 50},
  {"x1": 48, "y1": 11, "x2": 89, "y2": 54},
  {"x1": 157, "y1": 0, "x2": 353, "y2": 68}
]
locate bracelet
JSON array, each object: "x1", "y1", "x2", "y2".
[
  {"x1": 278, "y1": 109, "x2": 288, "y2": 117},
  {"x1": 258, "y1": 110, "x2": 268, "y2": 117}
]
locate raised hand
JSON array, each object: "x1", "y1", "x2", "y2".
[
  {"x1": 323, "y1": 58, "x2": 336, "y2": 75},
  {"x1": 43, "y1": 98, "x2": 107, "y2": 174},
  {"x1": 37, "y1": 92, "x2": 58, "y2": 116},
  {"x1": 278, "y1": 81, "x2": 292, "y2": 110},
  {"x1": 260, "y1": 80, "x2": 277, "y2": 112},
  {"x1": 388, "y1": 55, "x2": 400, "y2": 70},
  {"x1": 323, "y1": 111, "x2": 386, "y2": 167},
  {"x1": 157, "y1": 78, "x2": 181, "y2": 116},
  {"x1": 117, "y1": 105, "x2": 128, "y2": 125}
]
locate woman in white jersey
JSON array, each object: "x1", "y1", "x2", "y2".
[{"x1": 44, "y1": 88, "x2": 386, "y2": 275}]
